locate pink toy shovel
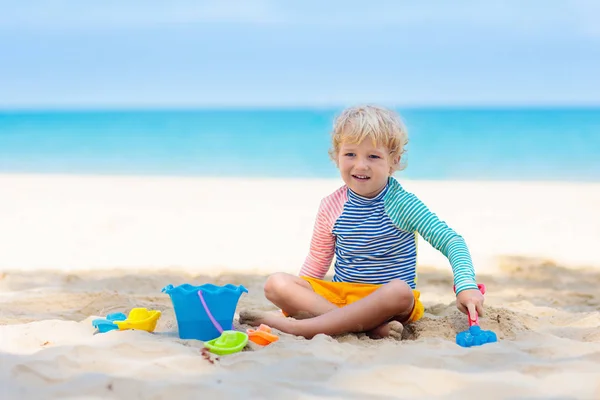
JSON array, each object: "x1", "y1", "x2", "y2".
[{"x1": 455, "y1": 284, "x2": 498, "y2": 347}]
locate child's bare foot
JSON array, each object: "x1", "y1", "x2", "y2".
[
  {"x1": 367, "y1": 320, "x2": 404, "y2": 339},
  {"x1": 239, "y1": 310, "x2": 292, "y2": 330},
  {"x1": 239, "y1": 309, "x2": 267, "y2": 326}
]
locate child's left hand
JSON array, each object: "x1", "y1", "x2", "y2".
[{"x1": 456, "y1": 289, "x2": 485, "y2": 317}]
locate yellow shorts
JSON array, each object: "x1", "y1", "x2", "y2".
[{"x1": 285, "y1": 276, "x2": 424, "y2": 323}]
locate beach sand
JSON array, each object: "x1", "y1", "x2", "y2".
[{"x1": 1, "y1": 174, "x2": 599, "y2": 399}]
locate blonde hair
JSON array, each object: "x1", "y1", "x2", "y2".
[{"x1": 329, "y1": 105, "x2": 409, "y2": 172}]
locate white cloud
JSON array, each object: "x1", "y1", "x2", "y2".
[
  {"x1": 570, "y1": 0, "x2": 600, "y2": 37},
  {"x1": 0, "y1": 0, "x2": 598, "y2": 38},
  {"x1": 0, "y1": 0, "x2": 284, "y2": 29},
  {"x1": 277, "y1": 0, "x2": 591, "y2": 39}
]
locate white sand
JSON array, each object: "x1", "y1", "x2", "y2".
[{"x1": 1, "y1": 173, "x2": 599, "y2": 399}]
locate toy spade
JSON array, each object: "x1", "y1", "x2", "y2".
[{"x1": 455, "y1": 284, "x2": 498, "y2": 348}]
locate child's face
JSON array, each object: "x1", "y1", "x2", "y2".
[{"x1": 337, "y1": 139, "x2": 396, "y2": 198}]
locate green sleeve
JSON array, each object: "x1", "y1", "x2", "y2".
[{"x1": 385, "y1": 185, "x2": 478, "y2": 294}]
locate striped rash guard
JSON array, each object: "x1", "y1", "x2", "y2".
[{"x1": 299, "y1": 177, "x2": 478, "y2": 294}]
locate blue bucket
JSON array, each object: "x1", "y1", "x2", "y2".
[{"x1": 162, "y1": 283, "x2": 248, "y2": 341}]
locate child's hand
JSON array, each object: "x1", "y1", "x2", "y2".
[{"x1": 456, "y1": 289, "x2": 485, "y2": 317}]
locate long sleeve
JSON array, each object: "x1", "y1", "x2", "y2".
[
  {"x1": 299, "y1": 187, "x2": 347, "y2": 279},
  {"x1": 299, "y1": 200, "x2": 336, "y2": 279},
  {"x1": 386, "y1": 187, "x2": 478, "y2": 294}
]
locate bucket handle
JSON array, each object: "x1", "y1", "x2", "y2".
[{"x1": 197, "y1": 290, "x2": 234, "y2": 333}]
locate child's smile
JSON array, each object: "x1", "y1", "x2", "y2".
[{"x1": 337, "y1": 140, "x2": 395, "y2": 198}]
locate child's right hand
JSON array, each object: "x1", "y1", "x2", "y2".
[{"x1": 456, "y1": 288, "x2": 485, "y2": 317}]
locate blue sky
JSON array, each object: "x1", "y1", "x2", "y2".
[{"x1": 1, "y1": 0, "x2": 599, "y2": 108}]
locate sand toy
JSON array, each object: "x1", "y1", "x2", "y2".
[
  {"x1": 204, "y1": 330, "x2": 249, "y2": 355},
  {"x1": 114, "y1": 308, "x2": 161, "y2": 333},
  {"x1": 455, "y1": 284, "x2": 498, "y2": 347},
  {"x1": 247, "y1": 324, "x2": 279, "y2": 346},
  {"x1": 197, "y1": 289, "x2": 249, "y2": 355},
  {"x1": 162, "y1": 283, "x2": 248, "y2": 341},
  {"x1": 92, "y1": 312, "x2": 127, "y2": 333}
]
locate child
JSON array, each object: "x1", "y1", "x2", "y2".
[{"x1": 241, "y1": 105, "x2": 484, "y2": 339}]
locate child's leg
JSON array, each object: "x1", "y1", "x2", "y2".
[
  {"x1": 263, "y1": 272, "x2": 338, "y2": 318},
  {"x1": 242, "y1": 279, "x2": 415, "y2": 339}
]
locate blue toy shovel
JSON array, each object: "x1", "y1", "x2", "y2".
[{"x1": 455, "y1": 284, "x2": 498, "y2": 348}]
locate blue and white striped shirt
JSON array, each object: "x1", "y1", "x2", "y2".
[{"x1": 300, "y1": 177, "x2": 478, "y2": 294}]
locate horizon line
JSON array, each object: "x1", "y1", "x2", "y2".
[{"x1": 2, "y1": 103, "x2": 600, "y2": 112}]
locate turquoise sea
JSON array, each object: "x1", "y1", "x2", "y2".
[{"x1": 1, "y1": 108, "x2": 599, "y2": 181}]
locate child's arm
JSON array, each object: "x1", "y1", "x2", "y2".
[
  {"x1": 389, "y1": 192, "x2": 478, "y2": 294},
  {"x1": 298, "y1": 200, "x2": 337, "y2": 279}
]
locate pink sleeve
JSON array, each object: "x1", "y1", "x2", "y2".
[{"x1": 299, "y1": 187, "x2": 347, "y2": 279}]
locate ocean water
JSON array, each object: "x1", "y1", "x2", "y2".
[{"x1": 0, "y1": 108, "x2": 599, "y2": 181}]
